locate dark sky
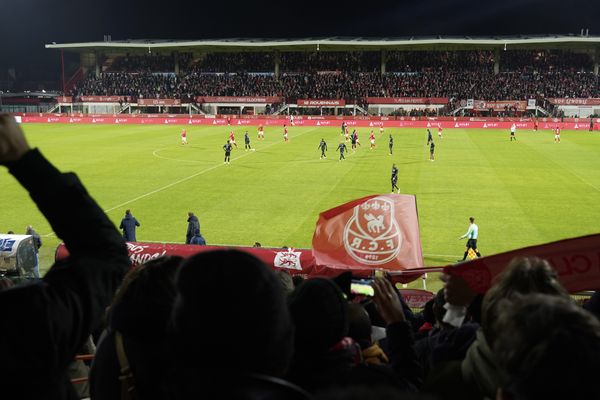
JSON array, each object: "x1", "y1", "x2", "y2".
[{"x1": 1, "y1": 0, "x2": 598, "y2": 82}]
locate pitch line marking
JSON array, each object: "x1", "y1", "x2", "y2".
[
  {"x1": 104, "y1": 128, "x2": 318, "y2": 213},
  {"x1": 151, "y1": 148, "x2": 211, "y2": 164}
]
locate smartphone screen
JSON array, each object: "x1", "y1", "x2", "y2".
[{"x1": 351, "y1": 280, "x2": 374, "y2": 296}]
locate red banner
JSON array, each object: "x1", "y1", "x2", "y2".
[
  {"x1": 445, "y1": 234, "x2": 600, "y2": 294},
  {"x1": 56, "y1": 242, "x2": 316, "y2": 273},
  {"x1": 79, "y1": 96, "x2": 124, "y2": 102},
  {"x1": 55, "y1": 241, "x2": 432, "y2": 283},
  {"x1": 473, "y1": 100, "x2": 527, "y2": 111},
  {"x1": 18, "y1": 115, "x2": 599, "y2": 130},
  {"x1": 56, "y1": 96, "x2": 73, "y2": 103},
  {"x1": 197, "y1": 96, "x2": 283, "y2": 103},
  {"x1": 312, "y1": 194, "x2": 424, "y2": 273},
  {"x1": 549, "y1": 98, "x2": 600, "y2": 106},
  {"x1": 297, "y1": 99, "x2": 346, "y2": 107},
  {"x1": 137, "y1": 99, "x2": 181, "y2": 106},
  {"x1": 365, "y1": 97, "x2": 448, "y2": 105}
]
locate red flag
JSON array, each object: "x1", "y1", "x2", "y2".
[
  {"x1": 312, "y1": 194, "x2": 424, "y2": 272},
  {"x1": 445, "y1": 234, "x2": 600, "y2": 293}
]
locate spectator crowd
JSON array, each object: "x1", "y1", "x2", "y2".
[{"x1": 70, "y1": 50, "x2": 599, "y2": 105}]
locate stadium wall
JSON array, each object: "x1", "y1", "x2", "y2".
[{"x1": 16, "y1": 114, "x2": 599, "y2": 130}]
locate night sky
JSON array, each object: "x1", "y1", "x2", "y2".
[{"x1": 1, "y1": 0, "x2": 598, "y2": 85}]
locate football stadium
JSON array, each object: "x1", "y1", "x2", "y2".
[{"x1": 1, "y1": 11, "x2": 600, "y2": 399}]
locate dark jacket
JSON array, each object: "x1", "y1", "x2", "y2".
[
  {"x1": 26, "y1": 227, "x2": 42, "y2": 252},
  {"x1": 119, "y1": 214, "x2": 140, "y2": 242},
  {"x1": 0, "y1": 149, "x2": 129, "y2": 399},
  {"x1": 185, "y1": 215, "x2": 200, "y2": 244},
  {"x1": 189, "y1": 233, "x2": 206, "y2": 245}
]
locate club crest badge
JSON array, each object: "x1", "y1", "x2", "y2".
[
  {"x1": 274, "y1": 249, "x2": 302, "y2": 270},
  {"x1": 343, "y1": 197, "x2": 402, "y2": 265}
]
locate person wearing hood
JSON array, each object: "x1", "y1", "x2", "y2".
[
  {"x1": 185, "y1": 212, "x2": 200, "y2": 244},
  {"x1": 119, "y1": 209, "x2": 140, "y2": 242}
]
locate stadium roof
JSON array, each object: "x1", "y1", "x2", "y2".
[{"x1": 46, "y1": 35, "x2": 600, "y2": 53}]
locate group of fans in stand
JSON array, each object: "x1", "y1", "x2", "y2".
[{"x1": 71, "y1": 50, "x2": 600, "y2": 104}]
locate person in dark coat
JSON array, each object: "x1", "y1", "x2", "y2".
[
  {"x1": 167, "y1": 250, "x2": 296, "y2": 398},
  {"x1": 90, "y1": 256, "x2": 182, "y2": 400},
  {"x1": 0, "y1": 114, "x2": 129, "y2": 399},
  {"x1": 185, "y1": 212, "x2": 200, "y2": 244},
  {"x1": 25, "y1": 224, "x2": 42, "y2": 278},
  {"x1": 189, "y1": 229, "x2": 206, "y2": 245},
  {"x1": 119, "y1": 209, "x2": 140, "y2": 242}
]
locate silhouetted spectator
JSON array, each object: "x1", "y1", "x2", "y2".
[
  {"x1": 90, "y1": 256, "x2": 182, "y2": 400},
  {"x1": 167, "y1": 250, "x2": 296, "y2": 398},
  {"x1": 493, "y1": 294, "x2": 600, "y2": 400},
  {"x1": 0, "y1": 114, "x2": 129, "y2": 398}
]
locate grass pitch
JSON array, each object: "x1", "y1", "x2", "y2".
[{"x1": 2, "y1": 123, "x2": 600, "y2": 286}]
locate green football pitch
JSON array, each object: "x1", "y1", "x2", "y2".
[{"x1": 2, "y1": 123, "x2": 600, "y2": 285}]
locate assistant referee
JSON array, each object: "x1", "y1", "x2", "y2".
[{"x1": 459, "y1": 216, "x2": 481, "y2": 261}]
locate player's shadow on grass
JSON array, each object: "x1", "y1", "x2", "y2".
[{"x1": 400, "y1": 160, "x2": 423, "y2": 165}]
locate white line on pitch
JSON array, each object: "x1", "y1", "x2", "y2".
[{"x1": 104, "y1": 128, "x2": 318, "y2": 213}]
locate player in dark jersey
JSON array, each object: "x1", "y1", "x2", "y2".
[
  {"x1": 350, "y1": 130, "x2": 358, "y2": 151},
  {"x1": 223, "y1": 140, "x2": 233, "y2": 164},
  {"x1": 337, "y1": 142, "x2": 347, "y2": 161},
  {"x1": 341, "y1": 121, "x2": 347, "y2": 135},
  {"x1": 389, "y1": 134, "x2": 394, "y2": 155},
  {"x1": 429, "y1": 141, "x2": 435, "y2": 161},
  {"x1": 427, "y1": 129, "x2": 433, "y2": 146},
  {"x1": 244, "y1": 131, "x2": 253, "y2": 151},
  {"x1": 318, "y1": 138, "x2": 328, "y2": 159},
  {"x1": 391, "y1": 164, "x2": 400, "y2": 193}
]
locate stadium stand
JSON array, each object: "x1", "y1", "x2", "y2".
[{"x1": 69, "y1": 50, "x2": 599, "y2": 105}]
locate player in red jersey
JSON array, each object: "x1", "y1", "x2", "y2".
[
  {"x1": 534, "y1": 118, "x2": 539, "y2": 132},
  {"x1": 379, "y1": 125, "x2": 384, "y2": 135},
  {"x1": 258, "y1": 125, "x2": 264, "y2": 140},
  {"x1": 344, "y1": 128, "x2": 350, "y2": 142},
  {"x1": 554, "y1": 126, "x2": 561, "y2": 143},
  {"x1": 181, "y1": 129, "x2": 188, "y2": 145},
  {"x1": 229, "y1": 131, "x2": 238, "y2": 148},
  {"x1": 283, "y1": 125, "x2": 289, "y2": 142},
  {"x1": 437, "y1": 126, "x2": 443, "y2": 139},
  {"x1": 369, "y1": 130, "x2": 376, "y2": 150}
]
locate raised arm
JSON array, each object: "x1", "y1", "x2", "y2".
[{"x1": 0, "y1": 115, "x2": 129, "y2": 390}]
